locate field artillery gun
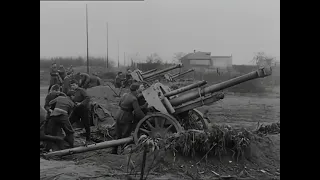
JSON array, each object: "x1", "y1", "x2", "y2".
[
  {"x1": 133, "y1": 66, "x2": 272, "y2": 142},
  {"x1": 164, "y1": 68, "x2": 195, "y2": 82},
  {"x1": 43, "y1": 66, "x2": 272, "y2": 158},
  {"x1": 130, "y1": 64, "x2": 183, "y2": 85}
]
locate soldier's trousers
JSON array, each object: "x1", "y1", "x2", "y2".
[
  {"x1": 48, "y1": 114, "x2": 75, "y2": 148},
  {"x1": 69, "y1": 105, "x2": 91, "y2": 141},
  {"x1": 111, "y1": 110, "x2": 134, "y2": 154},
  {"x1": 40, "y1": 121, "x2": 64, "y2": 143}
]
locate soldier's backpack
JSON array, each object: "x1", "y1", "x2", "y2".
[{"x1": 90, "y1": 102, "x2": 115, "y2": 127}]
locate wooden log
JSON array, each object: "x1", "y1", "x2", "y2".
[{"x1": 43, "y1": 136, "x2": 133, "y2": 158}]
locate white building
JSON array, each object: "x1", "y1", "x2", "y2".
[{"x1": 180, "y1": 51, "x2": 233, "y2": 73}]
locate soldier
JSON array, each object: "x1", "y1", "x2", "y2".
[
  {"x1": 67, "y1": 65, "x2": 74, "y2": 75},
  {"x1": 47, "y1": 91, "x2": 76, "y2": 148},
  {"x1": 44, "y1": 84, "x2": 66, "y2": 114},
  {"x1": 115, "y1": 72, "x2": 123, "y2": 88},
  {"x1": 62, "y1": 73, "x2": 73, "y2": 95},
  {"x1": 58, "y1": 65, "x2": 66, "y2": 80},
  {"x1": 137, "y1": 84, "x2": 148, "y2": 114},
  {"x1": 48, "y1": 63, "x2": 62, "y2": 93},
  {"x1": 68, "y1": 79, "x2": 92, "y2": 146},
  {"x1": 122, "y1": 69, "x2": 132, "y2": 88},
  {"x1": 91, "y1": 74, "x2": 102, "y2": 87},
  {"x1": 78, "y1": 73, "x2": 91, "y2": 89},
  {"x1": 43, "y1": 84, "x2": 67, "y2": 150},
  {"x1": 40, "y1": 105, "x2": 64, "y2": 145},
  {"x1": 126, "y1": 68, "x2": 132, "y2": 79},
  {"x1": 79, "y1": 73, "x2": 101, "y2": 89},
  {"x1": 111, "y1": 83, "x2": 146, "y2": 154}
]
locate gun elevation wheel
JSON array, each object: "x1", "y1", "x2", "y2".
[
  {"x1": 180, "y1": 109, "x2": 210, "y2": 130},
  {"x1": 133, "y1": 113, "x2": 183, "y2": 144}
]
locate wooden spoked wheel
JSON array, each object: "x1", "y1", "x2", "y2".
[
  {"x1": 183, "y1": 109, "x2": 210, "y2": 130},
  {"x1": 133, "y1": 113, "x2": 183, "y2": 144}
]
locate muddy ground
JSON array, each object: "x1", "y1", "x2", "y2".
[{"x1": 40, "y1": 85, "x2": 280, "y2": 180}]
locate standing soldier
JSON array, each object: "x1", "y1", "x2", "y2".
[
  {"x1": 62, "y1": 73, "x2": 74, "y2": 94},
  {"x1": 126, "y1": 68, "x2": 132, "y2": 79},
  {"x1": 69, "y1": 79, "x2": 93, "y2": 146},
  {"x1": 67, "y1": 65, "x2": 74, "y2": 76},
  {"x1": 48, "y1": 63, "x2": 62, "y2": 93},
  {"x1": 47, "y1": 91, "x2": 76, "y2": 148},
  {"x1": 137, "y1": 84, "x2": 148, "y2": 114},
  {"x1": 115, "y1": 72, "x2": 123, "y2": 88},
  {"x1": 111, "y1": 83, "x2": 146, "y2": 154},
  {"x1": 125, "y1": 69, "x2": 132, "y2": 86},
  {"x1": 58, "y1": 65, "x2": 66, "y2": 81}
]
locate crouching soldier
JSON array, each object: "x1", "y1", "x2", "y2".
[
  {"x1": 40, "y1": 105, "x2": 64, "y2": 148},
  {"x1": 44, "y1": 84, "x2": 66, "y2": 115},
  {"x1": 47, "y1": 90, "x2": 76, "y2": 148},
  {"x1": 79, "y1": 73, "x2": 91, "y2": 89},
  {"x1": 69, "y1": 79, "x2": 93, "y2": 146},
  {"x1": 44, "y1": 84, "x2": 66, "y2": 138},
  {"x1": 111, "y1": 83, "x2": 146, "y2": 154}
]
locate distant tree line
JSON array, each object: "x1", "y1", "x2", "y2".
[{"x1": 40, "y1": 57, "x2": 115, "y2": 69}]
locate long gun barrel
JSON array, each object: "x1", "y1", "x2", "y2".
[
  {"x1": 171, "y1": 69, "x2": 195, "y2": 80},
  {"x1": 164, "y1": 80, "x2": 207, "y2": 97},
  {"x1": 169, "y1": 67, "x2": 272, "y2": 106},
  {"x1": 43, "y1": 137, "x2": 133, "y2": 157},
  {"x1": 141, "y1": 68, "x2": 157, "y2": 75},
  {"x1": 143, "y1": 64, "x2": 182, "y2": 80}
]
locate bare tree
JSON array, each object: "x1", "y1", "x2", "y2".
[
  {"x1": 251, "y1": 52, "x2": 275, "y2": 67},
  {"x1": 173, "y1": 52, "x2": 187, "y2": 64},
  {"x1": 146, "y1": 53, "x2": 163, "y2": 64}
]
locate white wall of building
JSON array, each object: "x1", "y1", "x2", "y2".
[{"x1": 211, "y1": 56, "x2": 232, "y2": 69}]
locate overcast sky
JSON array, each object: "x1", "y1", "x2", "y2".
[{"x1": 40, "y1": 0, "x2": 280, "y2": 65}]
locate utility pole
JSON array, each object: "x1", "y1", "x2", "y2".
[
  {"x1": 124, "y1": 52, "x2": 126, "y2": 66},
  {"x1": 106, "y1": 22, "x2": 108, "y2": 69},
  {"x1": 117, "y1": 40, "x2": 119, "y2": 68},
  {"x1": 86, "y1": 4, "x2": 89, "y2": 74}
]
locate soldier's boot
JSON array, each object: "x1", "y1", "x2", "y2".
[
  {"x1": 64, "y1": 134, "x2": 74, "y2": 148},
  {"x1": 111, "y1": 146, "x2": 118, "y2": 154}
]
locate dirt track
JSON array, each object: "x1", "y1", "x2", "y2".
[{"x1": 40, "y1": 86, "x2": 280, "y2": 180}]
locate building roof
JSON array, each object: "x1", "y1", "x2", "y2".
[{"x1": 181, "y1": 51, "x2": 211, "y2": 60}]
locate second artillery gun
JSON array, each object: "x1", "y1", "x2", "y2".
[
  {"x1": 164, "y1": 68, "x2": 195, "y2": 82},
  {"x1": 130, "y1": 64, "x2": 183, "y2": 85}
]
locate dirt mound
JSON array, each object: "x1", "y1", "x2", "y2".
[
  {"x1": 87, "y1": 86, "x2": 119, "y2": 102},
  {"x1": 247, "y1": 134, "x2": 280, "y2": 174},
  {"x1": 126, "y1": 123, "x2": 280, "y2": 180},
  {"x1": 86, "y1": 86, "x2": 130, "y2": 116}
]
